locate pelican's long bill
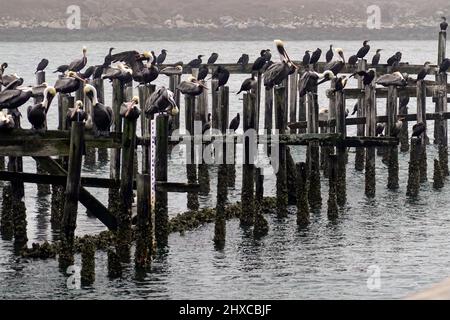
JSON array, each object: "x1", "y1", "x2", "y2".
[{"x1": 274, "y1": 39, "x2": 298, "y2": 69}]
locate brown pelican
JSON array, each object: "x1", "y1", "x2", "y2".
[
  {"x1": 78, "y1": 65, "x2": 96, "y2": 80},
  {"x1": 84, "y1": 84, "x2": 113, "y2": 136},
  {"x1": 197, "y1": 65, "x2": 209, "y2": 81},
  {"x1": 371, "y1": 49, "x2": 382, "y2": 66},
  {"x1": 54, "y1": 71, "x2": 86, "y2": 94},
  {"x1": 391, "y1": 117, "x2": 406, "y2": 137},
  {"x1": 298, "y1": 70, "x2": 335, "y2": 97},
  {"x1": 387, "y1": 52, "x2": 402, "y2": 67},
  {"x1": 102, "y1": 63, "x2": 133, "y2": 83},
  {"x1": 324, "y1": 48, "x2": 345, "y2": 75},
  {"x1": 350, "y1": 69, "x2": 376, "y2": 86},
  {"x1": 0, "y1": 62, "x2": 8, "y2": 77},
  {"x1": 160, "y1": 65, "x2": 183, "y2": 76},
  {"x1": 0, "y1": 87, "x2": 33, "y2": 110},
  {"x1": 156, "y1": 49, "x2": 167, "y2": 65},
  {"x1": 111, "y1": 50, "x2": 157, "y2": 84},
  {"x1": 334, "y1": 76, "x2": 348, "y2": 92},
  {"x1": 187, "y1": 55, "x2": 204, "y2": 68},
  {"x1": 69, "y1": 46, "x2": 88, "y2": 72},
  {"x1": 27, "y1": 86, "x2": 57, "y2": 132},
  {"x1": 229, "y1": 113, "x2": 240, "y2": 132},
  {"x1": 237, "y1": 54, "x2": 249, "y2": 66},
  {"x1": 376, "y1": 71, "x2": 408, "y2": 87},
  {"x1": 441, "y1": 17, "x2": 448, "y2": 31},
  {"x1": 4, "y1": 77, "x2": 24, "y2": 90},
  {"x1": 144, "y1": 86, "x2": 179, "y2": 119},
  {"x1": 439, "y1": 58, "x2": 450, "y2": 74},
  {"x1": 103, "y1": 48, "x2": 115, "y2": 67},
  {"x1": 1, "y1": 73, "x2": 20, "y2": 87},
  {"x1": 310, "y1": 48, "x2": 322, "y2": 65},
  {"x1": 412, "y1": 122, "x2": 426, "y2": 138},
  {"x1": 177, "y1": 76, "x2": 207, "y2": 96},
  {"x1": 319, "y1": 107, "x2": 329, "y2": 121},
  {"x1": 356, "y1": 40, "x2": 370, "y2": 59},
  {"x1": 207, "y1": 53, "x2": 219, "y2": 64},
  {"x1": 326, "y1": 45, "x2": 333, "y2": 63},
  {"x1": 237, "y1": 74, "x2": 257, "y2": 95},
  {"x1": 417, "y1": 62, "x2": 432, "y2": 81},
  {"x1": 212, "y1": 66, "x2": 230, "y2": 91},
  {"x1": 263, "y1": 40, "x2": 298, "y2": 89},
  {"x1": 302, "y1": 50, "x2": 311, "y2": 66},
  {"x1": 120, "y1": 96, "x2": 141, "y2": 120},
  {"x1": 0, "y1": 111, "x2": 15, "y2": 131},
  {"x1": 35, "y1": 59, "x2": 49, "y2": 74},
  {"x1": 54, "y1": 65, "x2": 69, "y2": 74},
  {"x1": 66, "y1": 100, "x2": 88, "y2": 126}
]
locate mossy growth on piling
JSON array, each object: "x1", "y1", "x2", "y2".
[
  {"x1": 336, "y1": 148, "x2": 347, "y2": 207},
  {"x1": 0, "y1": 156, "x2": 5, "y2": 171},
  {"x1": 286, "y1": 147, "x2": 297, "y2": 205},
  {"x1": 387, "y1": 146, "x2": 399, "y2": 190},
  {"x1": 198, "y1": 163, "x2": 210, "y2": 196},
  {"x1": 253, "y1": 169, "x2": 268, "y2": 238},
  {"x1": 21, "y1": 241, "x2": 57, "y2": 259},
  {"x1": 12, "y1": 198, "x2": 28, "y2": 251},
  {"x1": 186, "y1": 165, "x2": 200, "y2": 211},
  {"x1": 241, "y1": 163, "x2": 255, "y2": 226},
  {"x1": 327, "y1": 159, "x2": 339, "y2": 220},
  {"x1": 419, "y1": 143, "x2": 428, "y2": 182},
  {"x1": 365, "y1": 147, "x2": 376, "y2": 198},
  {"x1": 80, "y1": 236, "x2": 95, "y2": 286},
  {"x1": 406, "y1": 139, "x2": 421, "y2": 198},
  {"x1": 308, "y1": 143, "x2": 322, "y2": 210},
  {"x1": 117, "y1": 205, "x2": 132, "y2": 263},
  {"x1": 214, "y1": 164, "x2": 228, "y2": 246},
  {"x1": 108, "y1": 187, "x2": 121, "y2": 217},
  {"x1": 354, "y1": 148, "x2": 365, "y2": 172},
  {"x1": 438, "y1": 144, "x2": 449, "y2": 177},
  {"x1": 433, "y1": 159, "x2": 444, "y2": 189},
  {"x1": 296, "y1": 163, "x2": 310, "y2": 226},
  {"x1": 107, "y1": 248, "x2": 123, "y2": 279},
  {"x1": 1, "y1": 185, "x2": 14, "y2": 241},
  {"x1": 50, "y1": 185, "x2": 65, "y2": 229}
]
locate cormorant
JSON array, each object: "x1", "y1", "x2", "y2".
[
  {"x1": 156, "y1": 49, "x2": 168, "y2": 65},
  {"x1": 0, "y1": 62, "x2": 8, "y2": 77},
  {"x1": 111, "y1": 50, "x2": 158, "y2": 84},
  {"x1": 120, "y1": 96, "x2": 141, "y2": 120},
  {"x1": 197, "y1": 65, "x2": 209, "y2": 81},
  {"x1": 391, "y1": 117, "x2": 406, "y2": 137},
  {"x1": 356, "y1": 40, "x2": 370, "y2": 59},
  {"x1": 237, "y1": 74, "x2": 257, "y2": 94},
  {"x1": 229, "y1": 113, "x2": 240, "y2": 132},
  {"x1": 310, "y1": 48, "x2": 322, "y2": 65},
  {"x1": 207, "y1": 53, "x2": 219, "y2": 64},
  {"x1": 334, "y1": 76, "x2": 348, "y2": 92},
  {"x1": 252, "y1": 50, "x2": 269, "y2": 73},
  {"x1": 0, "y1": 111, "x2": 15, "y2": 131},
  {"x1": 263, "y1": 40, "x2": 298, "y2": 89},
  {"x1": 298, "y1": 70, "x2": 335, "y2": 97},
  {"x1": 93, "y1": 65, "x2": 105, "y2": 79},
  {"x1": 187, "y1": 55, "x2": 204, "y2": 68},
  {"x1": 416, "y1": 62, "x2": 432, "y2": 81},
  {"x1": 27, "y1": 86, "x2": 57, "y2": 131},
  {"x1": 54, "y1": 65, "x2": 69, "y2": 74},
  {"x1": 35, "y1": 59, "x2": 49, "y2": 74},
  {"x1": 302, "y1": 50, "x2": 311, "y2": 67},
  {"x1": 212, "y1": 65, "x2": 230, "y2": 91},
  {"x1": 441, "y1": 17, "x2": 448, "y2": 31},
  {"x1": 237, "y1": 54, "x2": 250, "y2": 66},
  {"x1": 84, "y1": 84, "x2": 113, "y2": 136},
  {"x1": 376, "y1": 123, "x2": 385, "y2": 136},
  {"x1": 145, "y1": 86, "x2": 179, "y2": 119},
  {"x1": 371, "y1": 49, "x2": 382, "y2": 66},
  {"x1": 387, "y1": 52, "x2": 402, "y2": 67},
  {"x1": 324, "y1": 48, "x2": 345, "y2": 75},
  {"x1": 348, "y1": 55, "x2": 358, "y2": 66},
  {"x1": 177, "y1": 76, "x2": 207, "y2": 96},
  {"x1": 66, "y1": 100, "x2": 88, "y2": 126},
  {"x1": 102, "y1": 63, "x2": 133, "y2": 83},
  {"x1": 326, "y1": 45, "x2": 333, "y2": 63},
  {"x1": 69, "y1": 46, "x2": 88, "y2": 72},
  {"x1": 54, "y1": 71, "x2": 85, "y2": 94},
  {"x1": 103, "y1": 48, "x2": 115, "y2": 67},
  {"x1": 412, "y1": 122, "x2": 426, "y2": 138},
  {"x1": 79, "y1": 65, "x2": 96, "y2": 80},
  {"x1": 350, "y1": 69, "x2": 376, "y2": 86},
  {"x1": 376, "y1": 71, "x2": 408, "y2": 87},
  {"x1": 399, "y1": 94, "x2": 410, "y2": 114},
  {"x1": 439, "y1": 58, "x2": 450, "y2": 73}
]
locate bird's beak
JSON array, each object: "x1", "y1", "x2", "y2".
[
  {"x1": 70, "y1": 73, "x2": 87, "y2": 83},
  {"x1": 125, "y1": 101, "x2": 137, "y2": 117}
]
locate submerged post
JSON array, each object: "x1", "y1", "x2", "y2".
[
  {"x1": 365, "y1": 77, "x2": 377, "y2": 198},
  {"x1": 135, "y1": 174, "x2": 152, "y2": 269},
  {"x1": 386, "y1": 85, "x2": 399, "y2": 190},
  {"x1": 327, "y1": 154, "x2": 339, "y2": 219},
  {"x1": 274, "y1": 86, "x2": 288, "y2": 218},
  {"x1": 335, "y1": 89, "x2": 346, "y2": 206},
  {"x1": 437, "y1": 74, "x2": 448, "y2": 176},
  {"x1": 185, "y1": 95, "x2": 199, "y2": 211},
  {"x1": 296, "y1": 162, "x2": 309, "y2": 226},
  {"x1": 354, "y1": 59, "x2": 367, "y2": 171},
  {"x1": 406, "y1": 137, "x2": 421, "y2": 197},
  {"x1": 416, "y1": 80, "x2": 428, "y2": 182}
]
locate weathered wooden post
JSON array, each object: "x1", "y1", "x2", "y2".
[
  {"x1": 93, "y1": 78, "x2": 108, "y2": 165},
  {"x1": 354, "y1": 59, "x2": 367, "y2": 171},
  {"x1": 327, "y1": 154, "x2": 339, "y2": 219},
  {"x1": 289, "y1": 70, "x2": 298, "y2": 133},
  {"x1": 264, "y1": 87, "x2": 273, "y2": 156},
  {"x1": 197, "y1": 85, "x2": 212, "y2": 195},
  {"x1": 434, "y1": 30, "x2": 447, "y2": 144},
  {"x1": 274, "y1": 86, "x2": 288, "y2": 218},
  {"x1": 138, "y1": 84, "x2": 155, "y2": 174},
  {"x1": 253, "y1": 167, "x2": 268, "y2": 238},
  {"x1": 1, "y1": 184, "x2": 13, "y2": 240},
  {"x1": 59, "y1": 121, "x2": 84, "y2": 270},
  {"x1": 185, "y1": 95, "x2": 199, "y2": 211},
  {"x1": 298, "y1": 71, "x2": 307, "y2": 134},
  {"x1": 211, "y1": 79, "x2": 220, "y2": 130},
  {"x1": 155, "y1": 115, "x2": 169, "y2": 248},
  {"x1": 80, "y1": 236, "x2": 95, "y2": 286},
  {"x1": 214, "y1": 148, "x2": 227, "y2": 247},
  {"x1": 241, "y1": 92, "x2": 257, "y2": 226},
  {"x1": 322, "y1": 78, "x2": 337, "y2": 177},
  {"x1": 437, "y1": 74, "x2": 448, "y2": 176},
  {"x1": 386, "y1": 85, "x2": 399, "y2": 190},
  {"x1": 416, "y1": 80, "x2": 428, "y2": 182},
  {"x1": 296, "y1": 162, "x2": 309, "y2": 226},
  {"x1": 399, "y1": 92, "x2": 410, "y2": 152},
  {"x1": 438, "y1": 29, "x2": 447, "y2": 65},
  {"x1": 169, "y1": 74, "x2": 181, "y2": 131},
  {"x1": 365, "y1": 78, "x2": 377, "y2": 198},
  {"x1": 107, "y1": 248, "x2": 122, "y2": 279},
  {"x1": 433, "y1": 159, "x2": 444, "y2": 189},
  {"x1": 406, "y1": 137, "x2": 421, "y2": 197},
  {"x1": 135, "y1": 174, "x2": 152, "y2": 269},
  {"x1": 335, "y1": 89, "x2": 346, "y2": 206}
]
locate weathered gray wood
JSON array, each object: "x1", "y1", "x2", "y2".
[
  {"x1": 296, "y1": 162, "x2": 309, "y2": 226},
  {"x1": 135, "y1": 174, "x2": 152, "y2": 269},
  {"x1": 437, "y1": 73, "x2": 448, "y2": 176},
  {"x1": 211, "y1": 79, "x2": 219, "y2": 131},
  {"x1": 138, "y1": 84, "x2": 154, "y2": 174},
  {"x1": 416, "y1": 80, "x2": 428, "y2": 181},
  {"x1": 289, "y1": 70, "x2": 298, "y2": 133},
  {"x1": 327, "y1": 154, "x2": 338, "y2": 219},
  {"x1": 155, "y1": 115, "x2": 169, "y2": 248},
  {"x1": 185, "y1": 95, "x2": 199, "y2": 211},
  {"x1": 355, "y1": 59, "x2": 367, "y2": 171},
  {"x1": 110, "y1": 79, "x2": 125, "y2": 181},
  {"x1": 365, "y1": 81, "x2": 377, "y2": 198},
  {"x1": 169, "y1": 75, "x2": 181, "y2": 131},
  {"x1": 406, "y1": 137, "x2": 421, "y2": 197},
  {"x1": 438, "y1": 31, "x2": 447, "y2": 65},
  {"x1": 274, "y1": 86, "x2": 288, "y2": 217},
  {"x1": 335, "y1": 90, "x2": 346, "y2": 206},
  {"x1": 298, "y1": 71, "x2": 307, "y2": 134},
  {"x1": 387, "y1": 85, "x2": 399, "y2": 190},
  {"x1": 197, "y1": 85, "x2": 210, "y2": 195}
]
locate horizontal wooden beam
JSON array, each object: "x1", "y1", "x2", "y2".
[{"x1": 343, "y1": 83, "x2": 450, "y2": 99}]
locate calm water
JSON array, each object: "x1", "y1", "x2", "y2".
[{"x1": 0, "y1": 40, "x2": 449, "y2": 299}]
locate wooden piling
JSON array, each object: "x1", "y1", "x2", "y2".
[
  {"x1": 296, "y1": 162, "x2": 309, "y2": 226},
  {"x1": 406, "y1": 137, "x2": 421, "y2": 197},
  {"x1": 93, "y1": 78, "x2": 107, "y2": 164},
  {"x1": 211, "y1": 80, "x2": 220, "y2": 130},
  {"x1": 433, "y1": 158, "x2": 444, "y2": 189},
  {"x1": 264, "y1": 87, "x2": 273, "y2": 155},
  {"x1": 274, "y1": 86, "x2": 288, "y2": 218},
  {"x1": 197, "y1": 86, "x2": 212, "y2": 195},
  {"x1": 365, "y1": 80, "x2": 377, "y2": 198},
  {"x1": 135, "y1": 174, "x2": 152, "y2": 269},
  {"x1": 289, "y1": 70, "x2": 298, "y2": 133},
  {"x1": 80, "y1": 236, "x2": 95, "y2": 286},
  {"x1": 435, "y1": 30, "x2": 446, "y2": 143},
  {"x1": 214, "y1": 152, "x2": 227, "y2": 246},
  {"x1": 386, "y1": 85, "x2": 399, "y2": 190},
  {"x1": 437, "y1": 73, "x2": 448, "y2": 176},
  {"x1": 169, "y1": 75, "x2": 181, "y2": 131},
  {"x1": 327, "y1": 154, "x2": 339, "y2": 219},
  {"x1": 354, "y1": 59, "x2": 367, "y2": 171},
  {"x1": 138, "y1": 84, "x2": 155, "y2": 174},
  {"x1": 399, "y1": 92, "x2": 410, "y2": 152},
  {"x1": 59, "y1": 122, "x2": 84, "y2": 270},
  {"x1": 107, "y1": 248, "x2": 122, "y2": 279},
  {"x1": 0, "y1": 184, "x2": 13, "y2": 240},
  {"x1": 155, "y1": 115, "x2": 169, "y2": 248},
  {"x1": 253, "y1": 167, "x2": 268, "y2": 238},
  {"x1": 298, "y1": 72, "x2": 307, "y2": 134},
  {"x1": 416, "y1": 80, "x2": 428, "y2": 182},
  {"x1": 438, "y1": 30, "x2": 447, "y2": 65},
  {"x1": 185, "y1": 95, "x2": 199, "y2": 211},
  {"x1": 335, "y1": 90, "x2": 346, "y2": 206}
]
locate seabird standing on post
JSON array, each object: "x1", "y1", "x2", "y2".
[
  {"x1": 237, "y1": 54, "x2": 250, "y2": 67},
  {"x1": 412, "y1": 122, "x2": 426, "y2": 138},
  {"x1": 440, "y1": 17, "x2": 448, "y2": 31},
  {"x1": 391, "y1": 117, "x2": 406, "y2": 137},
  {"x1": 66, "y1": 100, "x2": 88, "y2": 126},
  {"x1": 229, "y1": 113, "x2": 240, "y2": 132},
  {"x1": 298, "y1": 70, "x2": 335, "y2": 97},
  {"x1": 212, "y1": 65, "x2": 230, "y2": 91},
  {"x1": 0, "y1": 111, "x2": 15, "y2": 131},
  {"x1": 103, "y1": 48, "x2": 115, "y2": 67},
  {"x1": 84, "y1": 84, "x2": 113, "y2": 136},
  {"x1": 0, "y1": 87, "x2": 33, "y2": 110},
  {"x1": 326, "y1": 45, "x2": 334, "y2": 63},
  {"x1": 310, "y1": 48, "x2": 322, "y2": 65},
  {"x1": 356, "y1": 40, "x2": 370, "y2": 59},
  {"x1": 333, "y1": 76, "x2": 348, "y2": 92},
  {"x1": 120, "y1": 96, "x2": 141, "y2": 120},
  {"x1": 156, "y1": 49, "x2": 168, "y2": 65},
  {"x1": 102, "y1": 63, "x2": 133, "y2": 83},
  {"x1": 54, "y1": 65, "x2": 69, "y2": 74},
  {"x1": 187, "y1": 55, "x2": 204, "y2": 68},
  {"x1": 371, "y1": 49, "x2": 382, "y2": 66},
  {"x1": 207, "y1": 53, "x2": 219, "y2": 64},
  {"x1": 197, "y1": 65, "x2": 209, "y2": 81},
  {"x1": 324, "y1": 48, "x2": 346, "y2": 75},
  {"x1": 35, "y1": 59, "x2": 49, "y2": 74},
  {"x1": 350, "y1": 69, "x2": 376, "y2": 86},
  {"x1": 177, "y1": 76, "x2": 207, "y2": 96},
  {"x1": 252, "y1": 50, "x2": 270, "y2": 73},
  {"x1": 27, "y1": 86, "x2": 57, "y2": 132},
  {"x1": 237, "y1": 74, "x2": 257, "y2": 95},
  {"x1": 54, "y1": 71, "x2": 86, "y2": 94},
  {"x1": 348, "y1": 55, "x2": 358, "y2": 66},
  {"x1": 439, "y1": 58, "x2": 450, "y2": 73},
  {"x1": 263, "y1": 40, "x2": 298, "y2": 89},
  {"x1": 416, "y1": 62, "x2": 432, "y2": 81},
  {"x1": 302, "y1": 50, "x2": 311, "y2": 67},
  {"x1": 387, "y1": 52, "x2": 402, "y2": 67},
  {"x1": 376, "y1": 71, "x2": 408, "y2": 87},
  {"x1": 69, "y1": 46, "x2": 88, "y2": 72},
  {"x1": 144, "y1": 86, "x2": 179, "y2": 119}
]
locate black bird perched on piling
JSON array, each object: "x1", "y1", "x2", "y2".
[
  {"x1": 356, "y1": 40, "x2": 370, "y2": 59},
  {"x1": 324, "y1": 48, "x2": 345, "y2": 76},
  {"x1": 351, "y1": 102, "x2": 358, "y2": 115},
  {"x1": 0, "y1": 87, "x2": 33, "y2": 110},
  {"x1": 66, "y1": 100, "x2": 88, "y2": 126},
  {"x1": 376, "y1": 71, "x2": 408, "y2": 87},
  {"x1": 371, "y1": 49, "x2": 382, "y2": 66},
  {"x1": 103, "y1": 47, "x2": 115, "y2": 67},
  {"x1": 84, "y1": 84, "x2": 113, "y2": 136},
  {"x1": 54, "y1": 64, "x2": 69, "y2": 74},
  {"x1": 387, "y1": 52, "x2": 402, "y2": 67},
  {"x1": 35, "y1": 59, "x2": 49, "y2": 74},
  {"x1": 0, "y1": 111, "x2": 15, "y2": 132},
  {"x1": 177, "y1": 76, "x2": 207, "y2": 96},
  {"x1": 310, "y1": 48, "x2": 322, "y2": 65},
  {"x1": 376, "y1": 123, "x2": 385, "y2": 136},
  {"x1": 412, "y1": 122, "x2": 426, "y2": 138},
  {"x1": 237, "y1": 54, "x2": 249, "y2": 66},
  {"x1": 120, "y1": 96, "x2": 141, "y2": 120},
  {"x1": 54, "y1": 71, "x2": 85, "y2": 94},
  {"x1": 399, "y1": 94, "x2": 410, "y2": 114},
  {"x1": 79, "y1": 65, "x2": 96, "y2": 80},
  {"x1": 229, "y1": 113, "x2": 240, "y2": 132},
  {"x1": 27, "y1": 86, "x2": 57, "y2": 132},
  {"x1": 298, "y1": 70, "x2": 335, "y2": 97},
  {"x1": 263, "y1": 40, "x2": 298, "y2": 89},
  {"x1": 93, "y1": 65, "x2": 105, "y2": 79},
  {"x1": 69, "y1": 46, "x2": 88, "y2": 72},
  {"x1": 440, "y1": 17, "x2": 448, "y2": 31},
  {"x1": 252, "y1": 50, "x2": 270, "y2": 73},
  {"x1": 302, "y1": 50, "x2": 311, "y2": 67},
  {"x1": 333, "y1": 76, "x2": 348, "y2": 92},
  {"x1": 188, "y1": 55, "x2": 204, "y2": 68},
  {"x1": 156, "y1": 49, "x2": 168, "y2": 65},
  {"x1": 145, "y1": 86, "x2": 179, "y2": 119},
  {"x1": 207, "y1": 53, "x2": 219, "y2": 64},
  {"x1": 348, "y1": 55, "x2": 358, "y2": 66},
  {"x1": 202, "y1": 113, "x2": 212, "y2": 134},
  {"x1": 111, "y1": 50, "x2": 158, "y2": 84},
  {"x1": 350, "y1": 69, "x2": 376, "y2": 86},
  {"x1": 197, "y1": 65, "x2": 209, "y2": 81},
  {"x1": 439, "y1": 58, "x2": 450, "y2": 73},
  {"x1": 212, "y1": 66, "x2": 230, "y2": 91},
  {"x1": 326, "y1": 45, "x2": 333, "y2": 63},
  {"x1": 416, "y1": 62, "x2": 432, "y2": 81},
  {"x1": 237, "y1": 74, "x2": 257, "y2": 95}
]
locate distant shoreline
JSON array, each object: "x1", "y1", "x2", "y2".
[{"x1": 0, "y1": 26, "x2": 440, "y2": 41}]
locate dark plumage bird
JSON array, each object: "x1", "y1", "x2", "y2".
[
  {"x1": 111, "y1": 50, "x2": 158, "y2": 84},
  {"x1": 261, "y1": 60, "x2": 274, "y2": 73},
  {"x1": 348, "y1": 55, "x2": 358, "y2": 66},
  {"x1": 27, "y1": 86, "x2": 57, "y2": 131},
  {"x1": 79, "y1": 65, "x2": 96, "y2": 80},
  {"x1": 54, "y1": 71, "x2": 85, "y2": 94},
  {"x1": 102, "y1": 63, "x2": 133, "y2": 83},
  {"x1": 54, "y1": 65, "x2": 69, "y2": 74},
  {"x1": 263, "y1": 40, "x2": 297, "y2": 89},
  {"x1": 229, "y1": 113, "x2": 240, "y2": 132},
  {"x1": 0, "y1": 88, "x2": 33, "y2": 110},
  {"x1": 237, "y1": 54, "x2": 249, "y2": 66},
  {"x1": 371, "y1": 49, "x2": 382, "y2": 66},
  {"x1": 334, "y1": 76, "x2": 348, "y2": 92},
  {"x1": 156, "y1": 49, "x2": 167, "y2": 65},
  {"x1": 298, "y1": 70, "x2": 335, "y2": 97},
  {"x1": 326, "y1": 45, "x2": 333, "y2": 63},
  {"x1": 412, "y1": 122, "x2": 426, "y2": 138},
  {"x1": 391, "y1": 118, "x2": 405, "y2": 137},
  {"x1": 84, "y1": 84, "x2": 113, "y2": 136},
  {"x1": 237, "y1": 74, "x2": 257, "y2": 94},
  {"x1": 93, "y1": 65, "x2": 105, "y2": 79},
  {"x1": 302, "y1": 50, "x2": 311, "y2": 66},
  {"x1": 202, "y1": 113, "x2": 212, "y2": 134},
  {"x1": 0, "y1": 62, "x2": 8, "y2": 77},
  {"x1": 387, "y1": 52, "x2": 402, "y2": 67},
  {"x1": 376, "y1": 123, "x2": 385, "y2": 136},
  {"x1": 207, "y1": 53, "x2": 219, "y2": 64},
  {"x1": 120, "y1": 96, "x2": 141, "y2": 120},
  {"x1": 177, "y1": 76, "x2": 207, "y2": 96},
  {"x1": 3, "y1": 77, "x2": 23, "y2": 90},
  {"x1": 399, "y1": 94, "x2": 410, "y2": 114},
  {"x1": 417, "y1": 62, "x2": 432, "y2": 81},
  {"x1": 35, "y1": 59, "x2": 49, "y2": 74},
  {"x1": 350, "y1": 69, "x2": 376, "y2": 86},
  {"x1": 187, "y1": 55, "x2": 204, "y2": 68},
  {"x1": 66, "y1": 100, "x2": 88, "y2": 126},
  {"x1": 376, "y1": 71, "x2": 408, "y2": 87},
  {"x1": 356, "y1": 40, "x2": 370, "y2": 59},
  {"x1": 310, "y1": 48, "x2": 322, "y2": 65},
  {"x1": 103, "y1": 48, "x2": 115, "y2": 67},
  {"x1": 440, "y1": 17, "x2": 448, "y2": 31},
  {"x1": 197, "y1": 65, "x2": 209, "y2": 81},
  {"x1": 439, "y1": 58, "x2": 450, "y2": 74},
  {"x1": 351, "y1": 102, "x2": 358, "y2": 115},
  {"x1": 144, "y1": 86, "x2": 179, "y2": 119},
  {"x1": 324, "y1": 48, "x2": 345, "y2": 75},
  {"x1": 160, "y1": 65, "x2": 183, "y2": 76},
  {"x1": 252, "y1": 50, "x2": 270, "y2": 73},
  {"x1": 68, "y1": 46, "x2": 88, "y2": 72},
  {"x1": 0, "y1": 73, "x2": 20, "y2": 87},
  {"x1": 0, "y1": 111, "x2": 15, "y2": 132},
  {"x1": 212, "y1": 66, "x2": 230, "y2": 91}
]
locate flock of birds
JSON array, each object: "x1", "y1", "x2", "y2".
[{"x1": 0, "y1": 17, "x2": 449, "y2": 139}]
